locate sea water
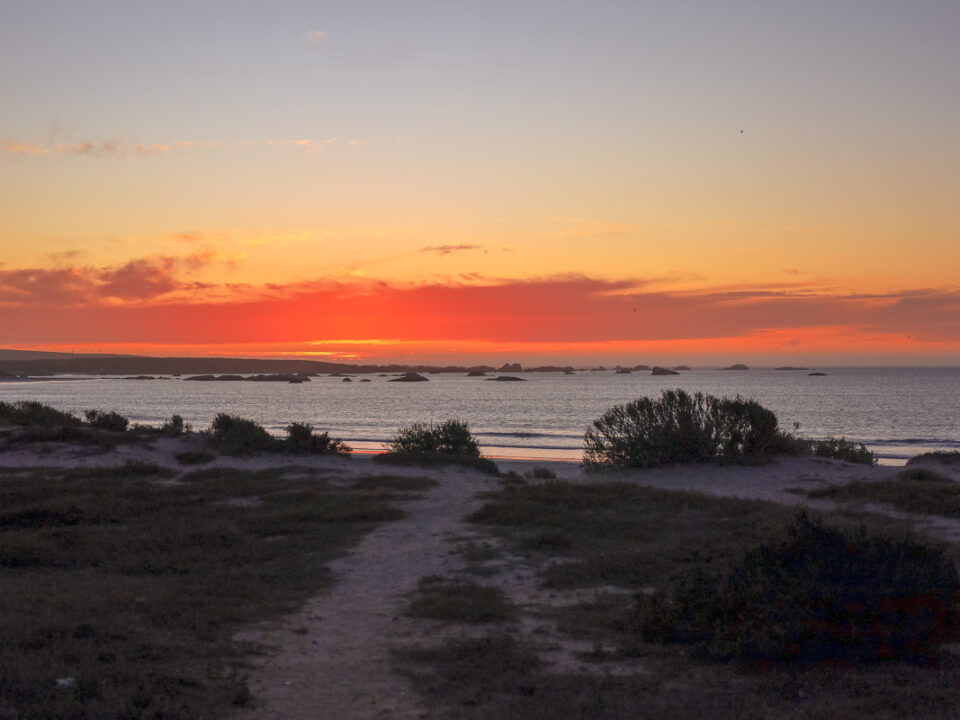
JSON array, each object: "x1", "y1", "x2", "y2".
[{"x1": 1, "y1": 367, "x2": 958, "y2": 464}]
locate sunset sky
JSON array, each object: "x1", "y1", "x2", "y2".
[{"x1": 2, "y1": 1, "x2": 958, "y2": 365}]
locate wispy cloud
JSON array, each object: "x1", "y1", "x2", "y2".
[
  {"x1": 266, "y1": 138, "x2": 339, "y2": 154},
  {"x1": 419, "y1": 244, "x2": 481, "y2": 256},
  {"x1": 304, "y1": 29, "x2": 328, "y2": 46},
  {"x1": 3, "y1": 137, "x2": 359, "y2": 158},
  {"x1": 2, "y1": 139, "x2": 171, "y2": 157}
]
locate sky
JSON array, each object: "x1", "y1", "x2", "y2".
[{"x1": 2, "y1": 0, "x2": 958, "y2": 366}]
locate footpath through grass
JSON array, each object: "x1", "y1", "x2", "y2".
[
  {"x1": 397, "y1": 478, "x2": 960, "y2": 720},
  {"x1": 0, "y1": 463, "x2": 409, "y2": 719}
]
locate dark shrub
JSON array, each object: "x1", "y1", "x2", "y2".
[
  {"x1": 388, "y1": 419, "x2": 481, "y2": 457},
  {"x1": 209, "y1": 413, "x2": 277, "y2": 455},
  {"x1": 525, "y1": 466, "x2": 557, "y2": 479},
  {"x1": 908, "y1": 450, "x2": 960, "y2": 465},
  {"x1": 284, "y1": 422, "x2": 351, "y2": 455},
  {"x1": 84, "y1": 409, "x2": 129, "y2": 433},
  {"x1": 630, "y1": 513, "x2": 960, "y2": 662},
  {"x1": 896, "y1": 468, "x2": 952, "y2": 483},
  {"x1": 374, "y1": 451, "x2": 500, "y2": 476},
  {"x1": 583, "y1": 390, "x2": 796, "y2": 469},
  {"x1": 810, "y1": 436, "x2": 875, "y2": 465},
  {"x1": 0, "y1": 400, "x2": 80, "y2": 427},
  {"x1": 161, "y1": 414, "x2": 189, "y2": 436}
]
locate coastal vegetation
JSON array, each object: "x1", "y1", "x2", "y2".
[
  {"x1": 582, "y1": 390, "x2": 883, "y2": 469},
  {"x1": 583, "y1": 389, "x2": 799, "y2": 469},
  {"x1": 393, "y1": 479, "x2": 960, "y2": 718},
  {"x1": 630, "y1": 512, "x2": 959, "y2": 661},
  {"x1": 0, "y1": 464, "x2": 405, "y2": 719},
  {"x1": 801, "y1": 467, "x2": 960, "y2": 518},
  {"x1": 375, "y1": 419, "x2": 500, "y2": 475},
  {"x1": 407, "y1": 576, "x2": 517, "y2": 623},
  {"x1": 809, "y1": 436, "x2": 876, "y2": 465}
]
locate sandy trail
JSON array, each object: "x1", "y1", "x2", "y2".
[{"x1": 235, "y1": 464, "x2": 499, "y2": 720}]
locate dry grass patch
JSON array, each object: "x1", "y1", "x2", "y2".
[{"x1": 0, "y1": 465, "x2": 405, "y2": 719}]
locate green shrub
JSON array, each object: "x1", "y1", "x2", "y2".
[
  {"x1": 0, "y1": 400, "x2": 80, "y2": 427},
  {"x1": 161, "y1": 414, "x2": 189, "y2": 436},
  {"x1": 84, "y1": 409, "x2": 129, "y2": 433},
  {"x1": 810, "y1": 436, "x2": 875, "y2": 465},
  {"x1": 209, "y1": 413, "x2": 277, "y2": 455},
  {"x1": 583, "y1": 390, "x2": 797, "y2": 469},
  {"x1": 630, "y1": 513, "x2": 960, "y2": 662},
  {"x1": 388, "y1": 419, "x2": 481, "y2": 457},
  {"x1": 284, "y1": 422, "x2": 351, "y2": 455}
]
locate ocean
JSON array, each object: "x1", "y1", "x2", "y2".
[{"x1": 1, "y1": 367, "x2": 958, "y2": 465}]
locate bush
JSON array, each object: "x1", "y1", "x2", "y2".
[
  {"x1": 525, "y1": 466, "x2": 557, "y2": 479},
  {"x1": 0, "y1": 401, "x2": 80, "y2": 427},
  {"x1": 387, "y1": 419, "x2": 481, "y2": 457},
  {"x1": 209, "y1": 413, "x2": 277, "y2": 455},
  {"x1": 84, "y1": 409, "x2": 129, "y2": 433},
  {"x1": 630, "y1": 513, "x2": 960, "y2": 662},
  {"x1": 810, "y1": 436, "x2": 875, "y2": 465},
  {"x1": 909, "y1": 450, "x2": 960, "y2": 465},
  {"x1": 161, "y1": 414, "x2": 189, "y2": 436},
  {"x1": 284, "y1": 422, "x2": 351, "y2": 455},
  {"x1": 374, "y1": 451, "x2": 500, "y2": 476},
  {"x1": 583, "y1": 390, "x2": 797, "y2": 469}
]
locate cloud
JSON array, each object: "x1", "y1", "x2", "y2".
[
  {"x1": 2, "y1": 139, "x2": 173, "y2": 157},
  {"x1": 419, "y1": 244, "x2": 481, "y2": 256},
  {"x1": 539, "y1": 218, "x2": 636, "y2": 240},
  {"x1": 1, "y1": 141, "x2": 46, "y2": 155},
  {"x1": 0, "y1": 253, "x2": 221, "y2": 306},
  {"x1": 1, "y1": 264, "x2": 959, "y2": 357},
  {"x1": 305, "y1": 29, "x2": 328, "y2": 46},
  {"x1": 3, "y1": 137, "x2": 358, "y2": 158},
  {"x1": 267, "y1": 138, "x2": 339, "y2": 154}
]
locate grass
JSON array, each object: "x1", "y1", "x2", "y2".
[
  {"x1": 802, "y1": 468, "x2": 960, "y2": 518},
  {"x1": 407, "y1": 576, "x2": 517, "y2": 623},
  {"x1": 395, "y1": 479, "x2": 960, "y2": 719},
  {"x1": 0, "y1": 464, "x2": 406, "y2": 719},
  {"x1": 397, "y1": 635, "x2": 960, "y2": 720},
  {"x1": 468, "y1": 481, "x2": 800, "y2": 589}
]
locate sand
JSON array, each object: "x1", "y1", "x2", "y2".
[{"x1": 4, "y1": 436, "x2": 960, "y2": 719}]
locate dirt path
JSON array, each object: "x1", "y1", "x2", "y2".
[{"x1": 235, "y1": 466, "x2": 498, "y2": 720}]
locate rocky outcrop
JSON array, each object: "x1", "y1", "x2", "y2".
[{"x1": 388, "y1": 372, "x2": 429, "y2": 382}]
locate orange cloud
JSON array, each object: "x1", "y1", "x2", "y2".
[
  {"x1": 0, "y1": 253, "x2": 220, "y2": 306},
  {"x1": 419, "y1": 244, "x2": 481, "y2": 256},
  {"x1": 1, "y1": 264, "x2": 959, "y2": 363}
]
